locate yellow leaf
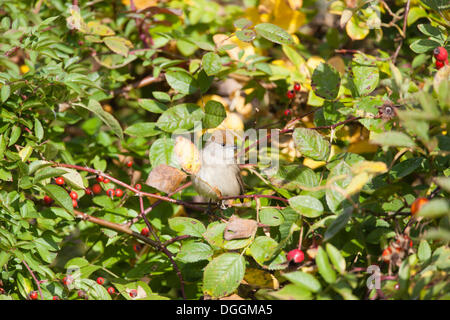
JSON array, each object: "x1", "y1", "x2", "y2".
[
  {"x1": 345, "y1": 172, "x2": 370, "y2": 196},
  {"x1": 306, "y1": 56, "x2": 325, "y2": 73},
  {"x1": 19, "y1": 145, "x2": 32, "y2": 162},
  {"x1": 173, "y1": 136, "x2": 201, "y2": 175},
  {"x1": 352, "y1": 161, "x2": 387, "y2": 175},
  {"x1": 86, "y1": 21, "x2": 115, "y2": 36},
  {"x1": 197, "y1": 95, "x2": 229, "y2": 110},
  {"x1": 219, "y1": 112, "x2": 244, "y2": 131},
  {"x1": 229, "y1": 92, "x2": 253, "y2": 118},
  {"x1": 346, "y1": 15, "x2": 369, "y2": 40},
  {"x1": 287, "y1": 0, "x2": 303, "y2": 10},
  {"x1": 244, "y1": 267, "x2": 279, "y2": 289},
  {"x1": 122, "y1": 0, "x2": 158, "y2": 10},
  {"x1": 327, "y1": 56, "x2": 346, "y2": 75},
  {"x1": 348, "y1": 139, "x2": 379, "y2": 154}
]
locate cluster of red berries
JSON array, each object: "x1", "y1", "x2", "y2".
[
  {"x1": 381, "y1": 234, "x2": 413, "y2": 264},
  {"x1": 434, "y1": 47, "x2": 448, "y2": 70},
  {"x1": 96, "y1": 277, "x2": 116, "y2": 296},
  {"x1": 284, "y1": 83, "x2": 301, "y2": 116},
  {"x1": 286, "y1": 82, "x2": 301, "y2": 100},
  {"x1": 47, "y1": 176, "x2": 80, "y2": 208}
]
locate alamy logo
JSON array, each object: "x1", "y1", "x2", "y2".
[{"x1": 366, "y1": 265, "x2": 381, "y2": 290}]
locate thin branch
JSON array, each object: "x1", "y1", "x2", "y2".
[{"x1": 22, "y1": 260, "x2": 43, "y2": 300}]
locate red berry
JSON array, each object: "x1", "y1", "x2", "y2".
[
  {"x1": 72, "y1": 199, "x2": 78, "y2": 208},
  {"x1": 284, "y1": 109, "x2": 292, "y2": 117},
  {"x1": 294, "y1": 83, "x2": 301, "y2": 91},
  {"x1": 52, "y1": 296, "x2": 60, "y2": 300},
  {"x1": 43, "y1": 195, "x2": 53, "y2": 205},
  {"x1": 127, "y1": 161, "x2": 133, "y2": 168},
  {"x1": 411, "y1": 197, "x2": 429, "y2": 215},
  {"x1": 96, "y1": 176, "x2": 104, "y2": 183},
  {"x1": 382, "y1": 247, "x2": 392, "y2": 262},
  {"x1": 107, "y1": 189, "x2": 115, "y2": 197},
  {"x1": 135, "y1": 184, "x2": 142, "y2": 191},
  {"x1": 96, "y1": 277, "x2": 105, "y2": 285},
  {"x1": 92, "y1": 183, "x2": 102, "y2": 194},
  {"x1": 85, "y1": 188, "x2": 93, "y2": 195},
  {"x1": 141, "y1": 227, "x2": 150, "y2": 236},
  {"x1": 286, "y1": 90, "x2": 295, "y2": 99},
  {"x1": 287, "y1": 249, "x2": 304, "y2": 263},
  {"x1": 436, "y1": 60, "x2": 445, "y2": 69},
  {"x1": 62, "y1": 275, "x2": 73, "y2": 286},
  {"x1": 409, "y1": 240, "x2": 413, "y2": 248},
  {"x1": 55, "y1": 177, "x2": 64, "y2": 185},
  {"x1": 115, "y1": 189, "x2": 123, "y2": 197},
  {"x1": 434, "y1": 47, "x2": 448, "y2": 61},
  {"x1": 69, "y1": 191, "x2": 78, "y2": 200},
  {"x1": 129, "y1": 289, "x2": 137, "y2": 298},
  {"x1": 107, "y1": 287, "x2": 115, "y2": 295},
  {"x1": 29, "y1": 291, "x2": 38, "y2": 300},
  {"x1": 103, "y1": 178, "x2": 110, "y2": 184}
]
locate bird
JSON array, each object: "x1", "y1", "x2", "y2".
[{"x1": 192, "y1": 130, "x2": 244, "y2": 205}]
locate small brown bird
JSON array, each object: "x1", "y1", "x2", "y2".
[{"x1": 192, "y1": 130, "x2": 244, "y2": 204}]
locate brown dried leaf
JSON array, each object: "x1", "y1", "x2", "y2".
[
  {"x1": 146, "y1": 164, "x2": 186, "y2": 194},
  {"x1": 223, "y1": 215, "x2": 258, "y2": 240}
]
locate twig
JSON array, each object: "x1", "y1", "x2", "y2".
[
  {"x1": 22, "y1": 260, "x2": 43, "y2": 300},
  {"x1": 113, "y1": 74, "x2": 164, "y2": 96}
]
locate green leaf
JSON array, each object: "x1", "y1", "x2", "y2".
[
  {"x1": 283, "y1": 271, "x2": 322, "y2": 293},
  {"x1": 124, "y1": 122, "x2": 161, "y2": 137},
  {"x1": 311, "y1": 63, "x2": 341, "y2": 100},
  {"x1": 77, "y1": 100, "x2": 123, "y2": 140},
  {"x1": 418, "y1": 199, "x2": 450, "y2": 219},
  {"x1": 259, "y1": 208, "x2": 284, "y2": 226},
  {"x1": 410, "y1": 39, "x2": 441, "y2": 53},
  {"x1": 176, "y1": 241, "x2": 213, "y2": 263},
  {"x1": 165, "y1": 70, "x2": 198, "y2": 94},
  {"x1": 324, "y1": 208, "x2": 352, "y2": 241},
  {"x1": 289, "y1": 195, "x2": 324, "y2": 218},
  {"x1": 41, "y1": 184, "x2": 73, "y2": 214},
  {"x1": 370, "y1": 131, "x2": 416, "y2": 148},
  {"x1": 203, "y1": 100, "x2": 226, "y2": 128},
  {"x1": 149, "y1": 137, "x2": 177, "y2": 168},
  {"x1": 435, "y1": 177, "x2": 450, "y2": 192},
  {"x1": 34, "y1": 119, "x2": 44, "y2": 141},
  {"x1": 156, "y1": 103, "x2": 204, "y2": 133},
  {"x1": 138, "y1": 99, "x2": 168, "y2": 113},
  {"x1": 203, "y1": 253, "x2": 245, "y2": 298},
  {"x1": 33, "y1": 167, "x2": 67, "y2": 184},
  {"x1": 1, "y1": 84, "x2": 10, "y2": 102},
  {"x1": 418, "y1": 240, "x2": 431, "y2": 262},
  {"x1": 258, "y1": 284, "x2": 312, "y2": 300},
  {"x1": 326, "y1": 243, "x2": 346, "y2": 274},
  {"x1": 103, "y1": 36, "x2": 132, "y2": 57},
  {"x1": 234, "y1": 18, "x2": 252, "y2": 29},
  {"x1": 351, "y1": 54, "x2": 379, "y2": 96},
  {"x1": 254, "y1": 23, "x2": 294, "y2": 45},
  {"x1": 235, "y1": 29, "x2": 256, "y2": 42},
  {"x1": 168, "y1": 217, "x2": 206, "y2": 237},
  {"x1": 293, "y1": 128, "x2": 330, "y2": 161},
  {"x1": 249, "y1": 236, "x2": 280, "y2": 265},
  {"x1": 268, "y1": 165, "x2": 319, "y2": 191},
  {"x1": 316, "y1": 246, "x2": 337, "y2": 284},
  {"x1": 202, "y1": 52, "x2": 222, "y2": 76},
  {"x1": 9, "y1": 125, "x2": 21, "y2": 146}
]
